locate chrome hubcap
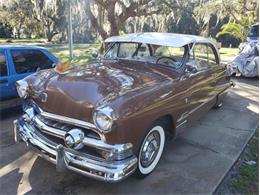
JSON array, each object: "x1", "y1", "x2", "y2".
[{"x1": 140, "y1": 131, "x2": 161, "y2": 168}]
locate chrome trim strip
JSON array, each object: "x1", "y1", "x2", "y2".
[
  {"x1": 189, "y1": 97, "x2": 216, "y2": 115},
  {"x1": 177, "y1": 112, "x2": 189, "y2": 122},
  {"x1": 176, "y1": 120, "x2": 187, "y2": 129},
  {"x1": 177, "y1": 96, "x2": 217, "y2": 123}
]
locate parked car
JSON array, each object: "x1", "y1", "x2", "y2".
[
  {"x1": 0, "y1": 45, "x2": 58, "y2": 110},
  {"x1": 14, "y1": 33, "x2": 233, "y2": 182}
]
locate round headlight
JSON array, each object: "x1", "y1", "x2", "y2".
[
  {"x1": 16, "y1": 80, "x2": 29, "y2": 98},
  {"x1": 93, "y1": 106, "x2": 114, "y2": 132}
]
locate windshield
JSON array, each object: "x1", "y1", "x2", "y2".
[{"x1": 104, "y1": 42, "x2": 185, "y2": 69}]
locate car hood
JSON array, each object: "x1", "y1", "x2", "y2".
[{"x1": 28, "y1": 59, "x2": 180, "y2": 121}]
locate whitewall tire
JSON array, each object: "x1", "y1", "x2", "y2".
[{"x1": 136, "y1": 124, "x2": 165, "y2": 177}]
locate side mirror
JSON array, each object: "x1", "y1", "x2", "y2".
[{"x1": 92, "y1": 51, "x2": 99, "y2": 59}]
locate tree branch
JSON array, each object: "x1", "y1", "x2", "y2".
[{"x1": 85, "y1": 0, "x2": 108, "y2": 39}]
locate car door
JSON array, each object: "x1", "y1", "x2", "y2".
[
  {"x1": 184, "y1": 43, "x2": 216, "y2": 122},
  {"x1": 0, "y1": 49, "x2": 11, "y2": 100},
  {"x1": 8, "y1": 49, "x2": 55, "y2": 97},
  {"x1": 207, "y1": 44, "x2": 230, "y2": 94}
]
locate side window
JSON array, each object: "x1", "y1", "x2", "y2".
[
  {"x1": 118, "y1": 43, "x2": 138, "y2": 58},
  {"x1": 11, "y1": 50, "x2": 53, "y2": 74},
  {"x1": 0, "y1": 51, "x2": 8, "y2": 77},
  {"x1": 208, "y1": 45, "x2": 218, "y2": 67}
]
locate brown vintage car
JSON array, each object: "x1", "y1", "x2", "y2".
[{"x1": 14, "y1": 33, "x2": 233, "y2": 182}]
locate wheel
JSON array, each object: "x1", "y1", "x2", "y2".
[{"x1": 135, "y1": 122, "x2": 166, "y2": 178}]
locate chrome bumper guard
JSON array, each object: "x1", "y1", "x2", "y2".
[{"x1": 14, "y1": 118, "x2": 137, "y2": 182}]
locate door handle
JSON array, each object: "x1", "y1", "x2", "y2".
[{"x1": 0, "y1": 79, "x2": 8, "y2": 84}]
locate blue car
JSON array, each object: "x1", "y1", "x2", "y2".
[{"x1": 0, "y1": 45, "x2": 58, "y2": 110}]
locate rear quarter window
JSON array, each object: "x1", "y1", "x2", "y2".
[
  {"x1": 188, "y1": 43, "x2": 219, "y2": 71},
  {"x1": 11, "y1": 50, "x2": 53, "y2": 74},
  {"x1": 192, "y1": 44, "x2": 209, "y2": 71},
  {"x1": 208, "y1": 45, "x2": 219, "y2": 66}
]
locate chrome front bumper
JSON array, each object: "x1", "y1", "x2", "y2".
[{"x1": 14, "y1": 118, "x2": 137, "y2": 182}]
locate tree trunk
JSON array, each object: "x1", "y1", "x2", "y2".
[
  {"x1": 47, "y1": 33, "x2": 53, "y2": 42},
  {"x1": 17, "y1": 17, "x2": 24, "y2": 39},
  {"x1": 17, "y1": 31, "x2": 21, "y2": 39},
  {"x1": 110, "y1": 25, "x2": 119, "y2": 36},
  {"x1": 47, "y1": 31, "x2": 58, "y2": 42},
  {"x1": 107, "y1": 0, "x2": 119, "y2": 36},
  {"x1": 256, "y1": 4, "x2": 259, "y2": 23},
  {"x1": 85, "y1": 0, "x2": 108, "y2": 40},
  {"x1": 27, "y1": 31, "x2": 32, "y2": 39}
]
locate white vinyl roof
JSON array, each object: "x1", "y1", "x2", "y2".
[{"x1": 105, "y1": 32, "x2": 215, "y2": 48}]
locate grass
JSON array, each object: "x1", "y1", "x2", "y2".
[
  {"x1": 44, "y1": 44, "x2": 240, "y2": 64},
  {"x1": 219, "y1": 47, "x2": 239, "y2": 62},
  {"x1": 231, "y1": 129, "x2": 258, "y2": 194},
  {"x1": 0, "y1": 38, "x2": 47, "y2": 43},
  {"x1": 43, "y1": 44, "x2": 100, "y2": 65},
  {"x1": 0, "y1": 39, "x2": 239, "y2": 64},
  {"x1": 43, "y1": 44, "x2": 238, "y2": 64}
]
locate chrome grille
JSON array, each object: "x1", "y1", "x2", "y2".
[
  {"x1": 22, "y1": 100, "x2": 134, "y2": 161},
  {"x1": 37, "y1": 115, "x2": 73, "y2": 131},
  {"x1": 30, "y1": 108, "x2": 105, "y2": 160},
  {"x1": 36, "y1": 114, "x2": 101, "y2": 140},
  {"x1": 23, "y1": 100, "x2": 101, "y2": 140}
]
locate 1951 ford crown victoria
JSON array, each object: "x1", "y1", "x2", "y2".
[{"x1": 14, "y1": 33, "x2": 233, "y2": 182}]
